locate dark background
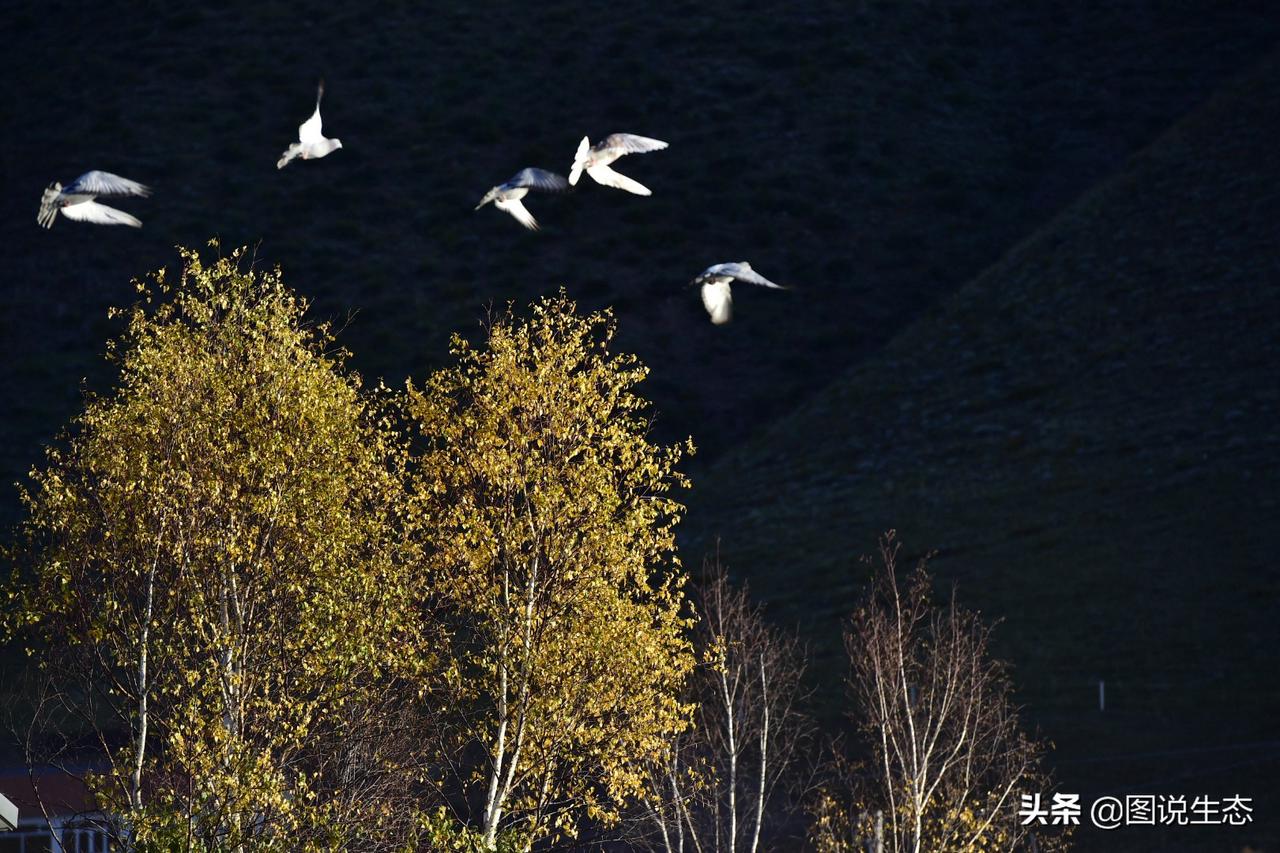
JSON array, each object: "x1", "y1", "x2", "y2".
[{"x1": 2, "y1": 1, "x2": 1278, "y2": 849}]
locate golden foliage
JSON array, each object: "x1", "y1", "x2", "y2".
[
  {"x1": 9, "y1": 244, "x2": 420, "y2": 848},
  {"x1": 407, "y1": 292, "x2": 696, "y2": 845}
]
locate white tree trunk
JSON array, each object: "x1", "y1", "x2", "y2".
[
  {"x1": 748, "y1": 654, "x2": 768, "y2": 853},
  {"x1": 130, "y1": 549, "x2": 158, "y2": 812}
]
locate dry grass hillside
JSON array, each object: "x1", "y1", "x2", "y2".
[
  {"x1": 684, "y1": 48, "x2": 1280, "y2": 852},
  {"x1": 2, "y1": 1, "x2": 1276, "y2": 519}
]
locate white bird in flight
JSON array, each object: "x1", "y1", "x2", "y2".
[
  {"x1": 277, "y1": 81, "x2": 343, "y2": 169},
  {"x1": 37, "y1": 171, "x2": 151, "y2": 229},
  {"x1": 569, "y1": 133, "x2": 668, "y2": 196},
  {"x1": 474, "y1": 168, "x2": 570, "y2": 231},
  {"x1": 693, "y1": 262, "x2": 787, "y2": 325}
]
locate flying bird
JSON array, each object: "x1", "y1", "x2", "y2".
[
  {"x1": 37, "y1": 171, "x2": 151, "y2": 229},
  {"x1": 474, "y1": 168, "x2": 570, "y2": 231},
  {"x1": 569, "y1": 133, "x2": 667, "y2": 196},
  {"x1": 693, "y1": 262, "x2": 787, "y2": 325},
  {"x1": 277, "y1": 81, "x2": 343, "y2": 169}
]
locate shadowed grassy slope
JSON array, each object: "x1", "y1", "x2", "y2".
[
  {"x1": 683, "y1": 49, "x2": 1280, "y2": 851},
  {"x1": 2, "y1": 1, "x2": 1278, "y2": 525}
]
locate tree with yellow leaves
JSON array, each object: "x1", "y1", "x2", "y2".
[
  {"x1": 407, "y1": 294, "x2": 696, "y2": 849},
  {"x1": 6, "y1": 245, "x2": 423, "y2": 850}
]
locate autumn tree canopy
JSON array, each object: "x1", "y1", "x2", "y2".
[
  {"x1": 7, "y1": 245, "x2": 423, "y2": 850},
  {"x1": 407, "y1": 294, "x2": 696, "y2": 849},
  {"x1": 5, "y1": 251, "x2": 1070, "y2": 853}
]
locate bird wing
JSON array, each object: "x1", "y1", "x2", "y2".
[
  {"x1": 496, "y1": 198, "x2": 539, "y2": 231},
  {"x1": 511, "y1": 168, "x2": 570, "y2": 193},
  {"x1": 58, "y1": 200, "x2": 142, "y2": 227},
  {"x1": 599, "y1": 133, "x2": 668, "y2": 157},
  {"x1": 715, "y1": 261, "x2": 786, "y2": 289},
  {"x1": 65, "y1": 171, "x2": 151, "y2": 198},
  {"x1": 586, "y1": 163, "x2": 652, "y2": 196},
  {"x1": 37, "y1": 184, "x2": 62, "y2": 228},
  {"x1": 700, "y1": 279, "x2": 733, "y2": 324},
  {"x1": 298, "y1": 103, "x2": 324, "y2": 144},
  {"x1": 277, "y1": 143, "x2": 302, "y2": 170},
  {"x1": 569, "y1": 136, "x2": 590, "y2": 185}
]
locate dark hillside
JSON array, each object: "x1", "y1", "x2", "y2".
[
  {"x1": 684, "y1": 48, "x2": 1280, "y2": 852},
  {"x1": 2, "y1": 1, "x2": 1277, "y2": 523}
]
